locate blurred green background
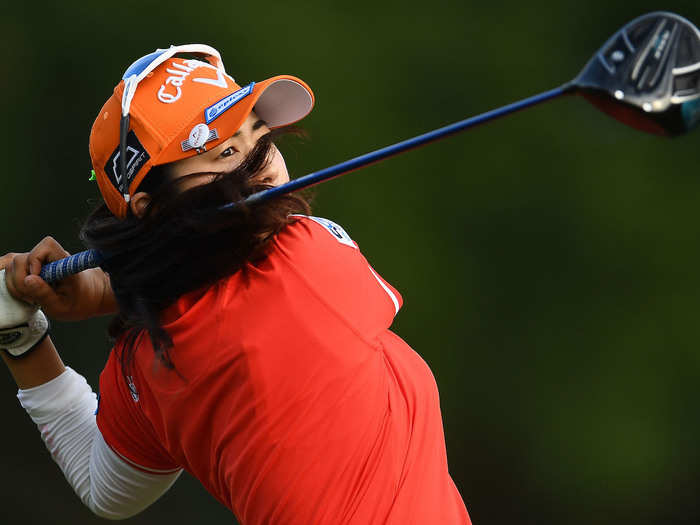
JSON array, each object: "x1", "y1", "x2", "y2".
[{"x1": 2, "y1": 1, "x2": 700, "y2": 523}]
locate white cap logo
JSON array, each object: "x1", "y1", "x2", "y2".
[{"x1": 189, "y1": 123, "x2": 210, "y2": 149}]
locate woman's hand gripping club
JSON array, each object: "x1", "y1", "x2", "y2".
[{"x1": 0, "y1": 238, "x2": 117, "y2": 345}]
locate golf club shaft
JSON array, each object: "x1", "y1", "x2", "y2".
[
  {"x1": 243, "y1": 84, "x2": 571, "y2": 206},
  {"x1": 40, "y1": 84, "x2": 572, "y2": 283}
]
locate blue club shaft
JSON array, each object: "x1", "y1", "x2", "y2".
[{"x1": 40, "y1": 85, "x2": 569, "y2": 283}]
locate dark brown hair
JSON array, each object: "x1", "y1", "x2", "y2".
[{"x1": 80, "y1": 128, "x2": 310, "y2": 376}]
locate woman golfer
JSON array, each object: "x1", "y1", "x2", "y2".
[{"x1": 0, "y1": 45, "x2": 470, "y2": 524}]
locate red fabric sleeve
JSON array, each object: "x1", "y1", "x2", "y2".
[
  {"x1": 97, "y1": 346, "x2": 180, "y2": 473},
  {"x1": 280, "y1": 216, "x2": 404, "y2": 330}
]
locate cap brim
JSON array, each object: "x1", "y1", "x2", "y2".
[
  {"x1": 251, "y1": 75, "x2": 314, "y2": 128},
  {"x1": 197, "y1": 75, "x2": 313, "y2": 157}
]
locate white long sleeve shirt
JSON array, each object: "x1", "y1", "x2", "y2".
[{"x1": 17, "y1": 367, "x2": 181, "y2": 520}]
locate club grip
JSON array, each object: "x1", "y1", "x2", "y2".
[{"x1": 40, "y1": 250, "x2": 104, "y2": 284}]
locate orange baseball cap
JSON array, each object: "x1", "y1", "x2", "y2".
[{"x1": 90, "y1": 46, "x2": 314, "y2": 219}]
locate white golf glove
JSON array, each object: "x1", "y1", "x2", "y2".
[{"x1": 0, "y1": 269, "x2": 49, "y2": 357}]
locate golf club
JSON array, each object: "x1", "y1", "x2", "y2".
[{"x1": 39, "y1": 11, "x2": 700, "y2": 284}]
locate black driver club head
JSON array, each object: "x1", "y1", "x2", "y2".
[{"x1": 570, "y1": 11, "x2": 700, "y2": 136}]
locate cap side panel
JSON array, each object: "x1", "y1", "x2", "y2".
[
  {"x1": 129, "y1": 96, "x2": 169, "y2": 146},
  {"x1": 155, "y1": 94, "x2": 254, "y2": 165},
  {"x1": 128, "y1": 159, "x2": 156, "y2": 195},
  {"x1": 90, "y1": 94, "x2": 128, "y2": 217}
]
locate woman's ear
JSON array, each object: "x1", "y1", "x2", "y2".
[{"x1": 129, "y1": 192, "x2": 152, "y2": 219}]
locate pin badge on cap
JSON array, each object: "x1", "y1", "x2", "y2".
[
  {"x1": 190, "y1": 124, "x2": 210, "y2": 148},
  {"x1": 181, "y1": 123, "x2": 220, "y2": 152}
]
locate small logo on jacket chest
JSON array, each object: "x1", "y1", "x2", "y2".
[{"x1": 127, "y1": 376, "x2": 140, "y2": 403}]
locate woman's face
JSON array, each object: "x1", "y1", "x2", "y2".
[
  {"x1": 169, "y1": 111, "x2": 289, "y2": 190},
  {"x1": 130, "y1": 111, "x2": 289, "y2": 217}
]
